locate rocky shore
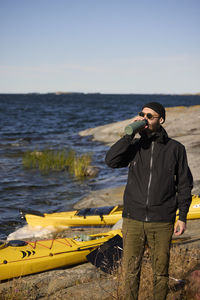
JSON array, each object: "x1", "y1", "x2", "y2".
[{"x1": 0, "y1": 105, "x2": 200, "y2": 299}]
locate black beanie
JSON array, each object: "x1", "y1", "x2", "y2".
[{"x1": 142, "y1": 102, "x2": 166, "y2": 122}]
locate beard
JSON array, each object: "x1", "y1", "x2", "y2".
[{"x1": 142, "y1": 121, "x2": 161, "y2": 134}]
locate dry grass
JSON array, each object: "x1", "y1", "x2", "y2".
[
  {"x1": 0, "y1": 278, "x2": 36, "y2": 300},
  {"x1": 0, "y1": 246, "x2": 199, "y2": 300},
  {"x1": 105, "y1": 246, "x2": 200, "y2": 300}
]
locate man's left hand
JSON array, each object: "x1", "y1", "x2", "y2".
[{"x1": 174, "y1": 220, "x2": 186, "y2": 236}]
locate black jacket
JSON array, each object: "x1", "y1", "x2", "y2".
[{"x1": 105, "y1": 126, "x2": 193, "y2": 223}]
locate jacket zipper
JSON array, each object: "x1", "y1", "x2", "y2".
[{"x1": 145, "y1": 141, "x2": 155, "y2": 221}]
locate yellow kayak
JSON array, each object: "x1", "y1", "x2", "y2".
[
  {"x1": 0, "y1": 229, "x2": 122, "y2": 281},
  {"x1": 25, "y1": 205, "x2": 123, "y2": 228},
  {"x1": 25, "y1": 195, "x2": 200, "y2": 228}
]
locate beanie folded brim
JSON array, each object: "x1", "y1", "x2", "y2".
[{"x1": 142, "y1": 102, "x2": 166, "y2": 121}]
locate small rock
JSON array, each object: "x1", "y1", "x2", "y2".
[
  {"x1": 84, "y1": 166, "x2": 99, "y2": 177},
  {"x1": 185, "y1": 268, "x2": 200, "y2": 300}
]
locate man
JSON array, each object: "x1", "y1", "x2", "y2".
[{"x1": 105, "y1": 102, "x2": 193, "y2": 300}]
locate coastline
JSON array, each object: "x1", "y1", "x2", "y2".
[{"x1": 0, "y1": 105, "x2": 200, "y2": 299}]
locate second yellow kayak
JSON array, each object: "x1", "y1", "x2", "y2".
[
  {"x1": 25, "y1": 195, "x2": 200, "y2": 228},
  {"x1": 25, "y1": 205, "x2": 123, "y2": 228}
]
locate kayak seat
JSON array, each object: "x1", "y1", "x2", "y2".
[
  {"x1": 76, "y1": 206, "x2": 115, "y2": 217},
  {"x1": 7, "y1": 240, "x2": 28, "y2": 247}
]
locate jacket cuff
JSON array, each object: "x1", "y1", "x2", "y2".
[
  {"x1": 123, "y1": 134, "x2": 135, "y2": 143},
  {"x1": 178, "y1": 213, "x2": 187, "y2": 223}
]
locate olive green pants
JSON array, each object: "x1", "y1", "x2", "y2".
[{"x1": 122, "y1": 218, "x2": 174, "y2": 300}]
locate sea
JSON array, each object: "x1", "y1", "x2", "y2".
[{"x1": 0, "y1": 93, "x2": 200, "y2": 240}]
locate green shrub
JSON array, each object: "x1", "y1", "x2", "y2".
[
  {"x1": 71, "y1": 153, "x2": 92, "y2": 178},
  {"x1": 22, "y1": 149, "x2": 92, "y2": 178}
]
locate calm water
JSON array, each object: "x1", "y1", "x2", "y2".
[{"x1": 0, "y1": 93, "x2": 200, "y2": 239}]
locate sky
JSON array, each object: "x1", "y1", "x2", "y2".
[{"x1": 0, "y1": 0, "x2": 200, "y2": 94}]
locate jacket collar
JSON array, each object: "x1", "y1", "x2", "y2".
[{"x1": 140, "y1": 126, "x2": 169, "y2": 144}]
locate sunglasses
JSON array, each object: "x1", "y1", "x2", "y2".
[{"x1": 139, "y1": 111, "x2": 160, "y2": 120}]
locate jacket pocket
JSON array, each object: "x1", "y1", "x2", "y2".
[{"x1": 149, "y1": 166, "x2": 176, "y2": 206}]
